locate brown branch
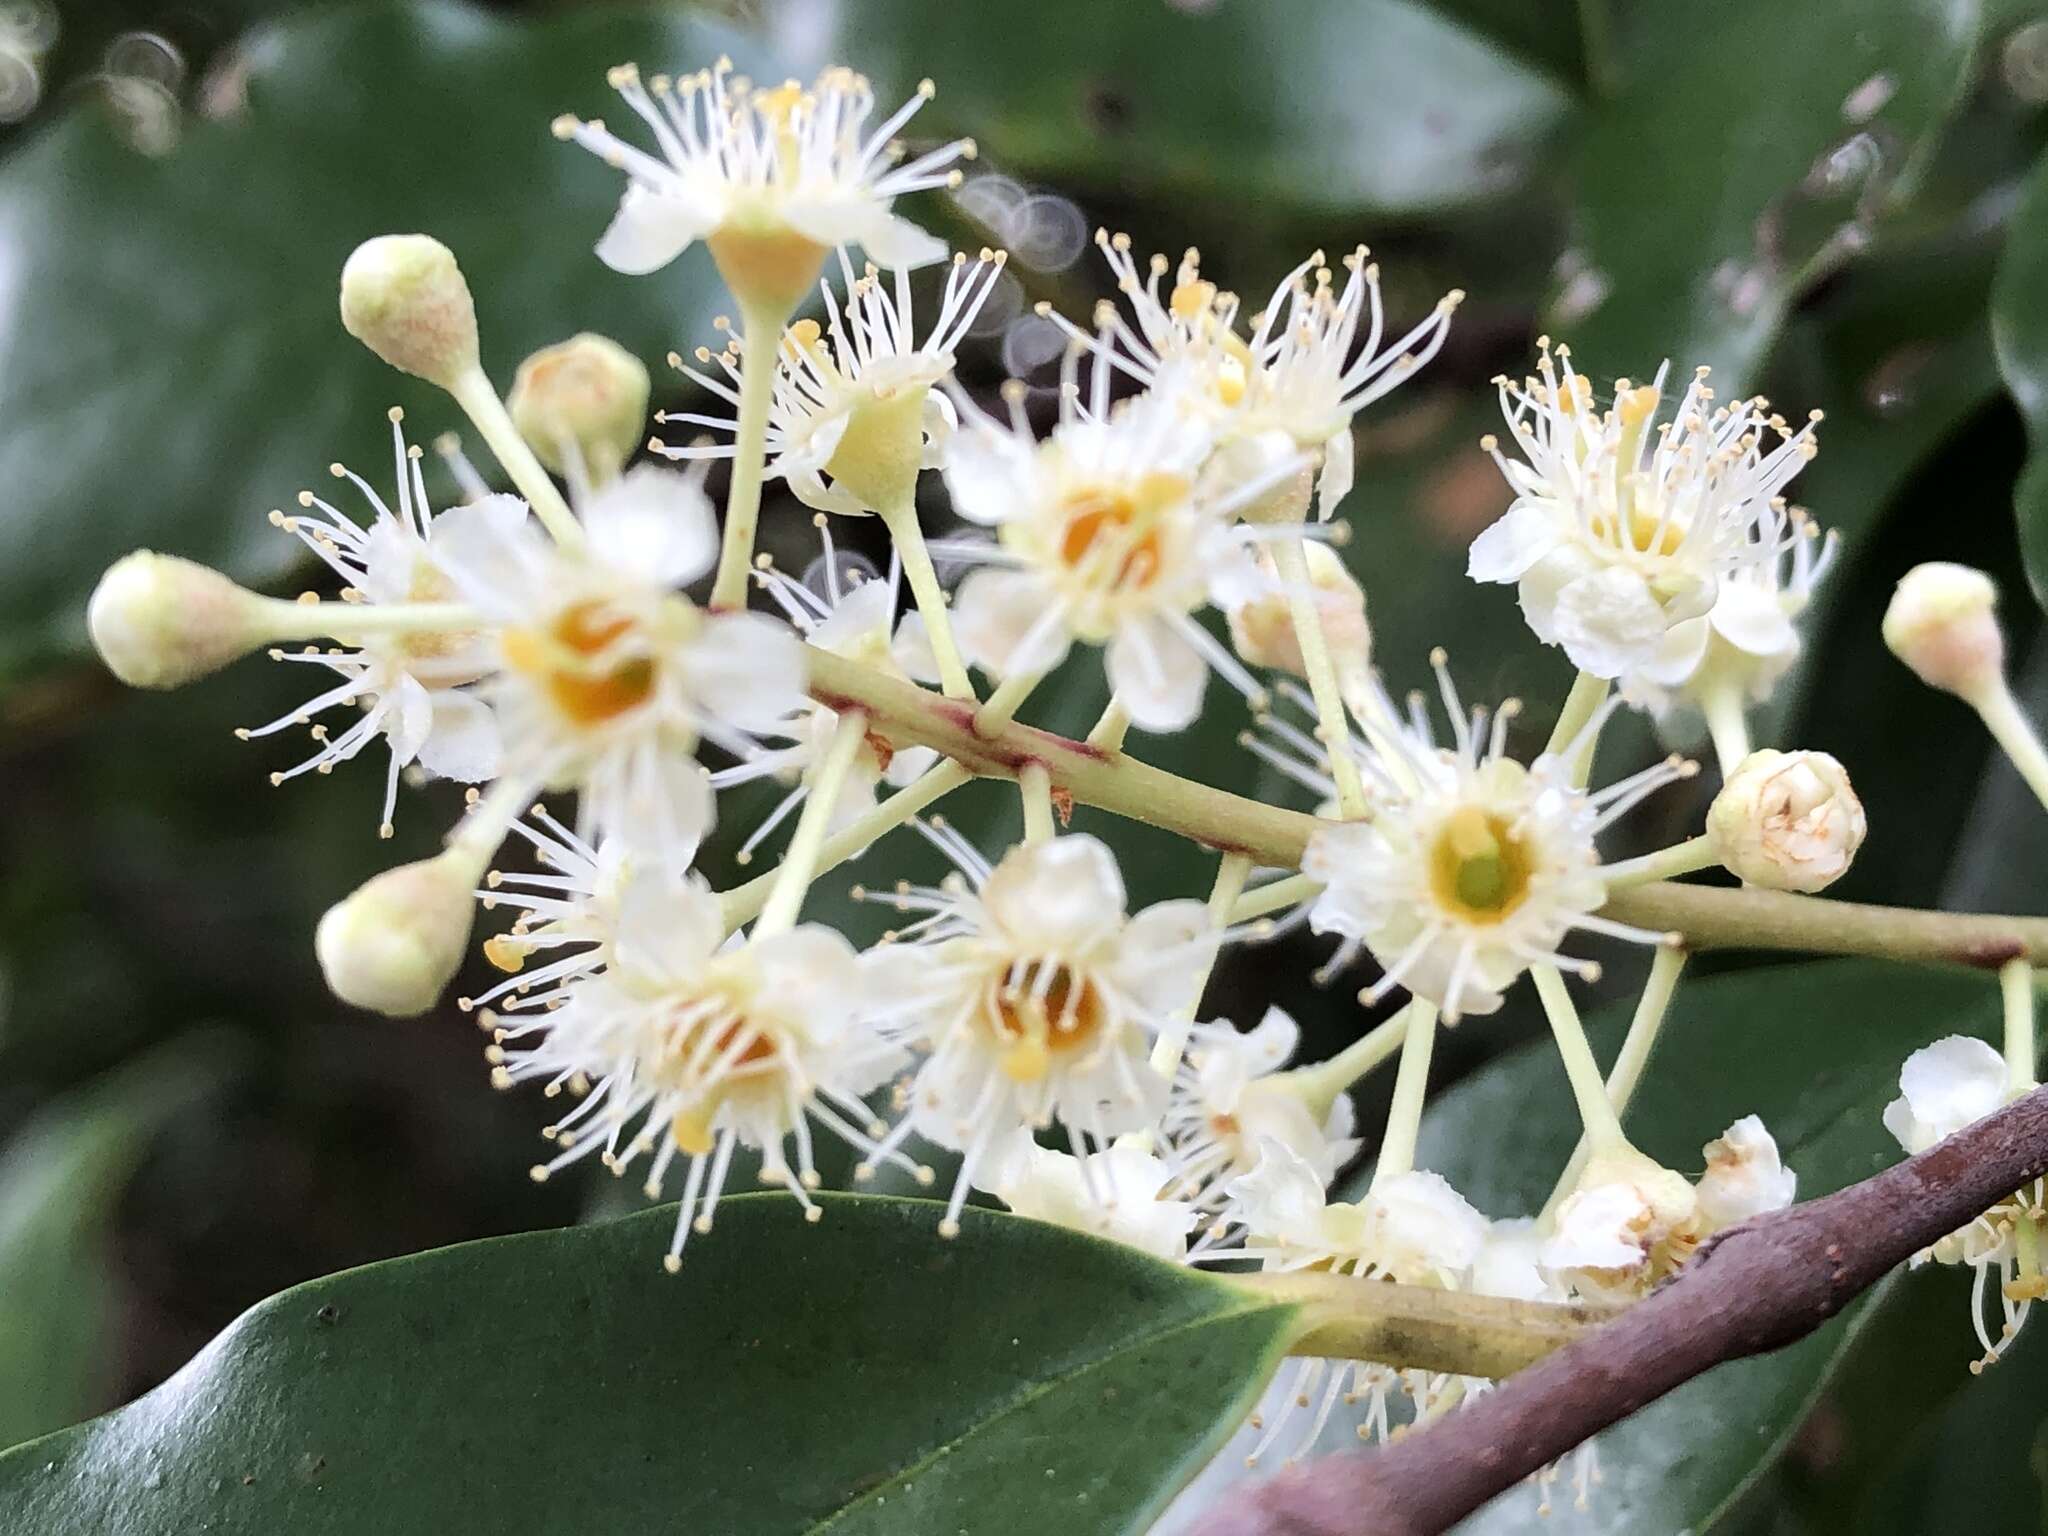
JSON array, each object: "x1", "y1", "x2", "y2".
[{"x1": 1194, "y1": 1083, "x2": 2048, "y2": 1536}]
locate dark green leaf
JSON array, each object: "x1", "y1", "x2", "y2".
[
  {"x1": 0, "y1": 1035, "x2": 229, "y2": 1452},
  {"x1": 1993, "y1": 144, "x2": 2048, "y2": 612},
  {"x1": 0, "y1": 1195, "x2": 1299, "y2": 1534},
  {"x1": 0, "y1": 0, "x2": 755, "y2": 684},
  {"x1": 790, "y1": 0, "x2": 1573, "y2": 219},
  {"x1": 1557, "y1": 0, "x2": 1981, "y2": 388}
]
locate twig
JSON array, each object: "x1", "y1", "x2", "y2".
[{"x1": 1193, "y1": 1083, "x2": 2048, "y2": 1536}]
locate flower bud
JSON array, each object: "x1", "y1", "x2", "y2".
[
  {"x1": 1224, "y1": 541, "x2": 1370, "y2": 684},
  {"x1": 339, "y1": 235, "x2": 480, "y2": 388},
  {"x1": 1708, "y1": 749, "x2": 1866, "y2": 893},
  {"x1": 507, "y1": 333, "x2": 650, "y2": 479},
  {"x1": 88, "y1": 551, "x2": 272, "y2": 689},
  {"x1": 316, "y1": 844, "x2": 482, "y2": 1017},
  {"x1": 1882, "y1": 561, "x2": 2003, "y2": 699}
]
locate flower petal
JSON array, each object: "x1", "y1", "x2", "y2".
[
  {"x1": 1107, "y1": 617, "x2": 1207, "y2": 733},
  {"x1": 595, "y1": 184, "x2": 717, "y2": 276},
  {"x1": 415, "y1": 688, "x2": 501, "y2": 782}
]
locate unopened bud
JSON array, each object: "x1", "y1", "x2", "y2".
[
  {"x1": 339, "y1": 235, "x2": 480, "y2": 388},
  {"x1": 316, "y1": 844, "x2": 482, "y2": 1017},
  {"x1": 1882, "y1": 561, "x2": 2003, "y2": 699},
  {"x1": 1224, "y1": 541, "x2": 1370, "y2": 683},
  {"x1": 508, "y1": 333, "x2": 650, "y2": 479},
  {"x1": 88, "y1": 551, "x2": 272, "y2": 689},
  {"x1": 1708, "y1": 749, "x2": 1865, "y2": 893}
]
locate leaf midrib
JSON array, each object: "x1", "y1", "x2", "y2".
[{"x1": 801, "y1": 1294, "x2": 1284, "y2": 1535}]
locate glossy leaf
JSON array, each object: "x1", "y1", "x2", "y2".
[
  {"x1": 0, "y1": 1036, "x2": 228, "y2": 1452},
  {"x1": 782, "y1": 0, "x2": 1573, "y2": 218},
  {"x1": 0, "y1": 0, "x2": 754, "y2": 683},
  {"x1": 1993, "y1": 144, "x2": 2048, "y2": 612},
  {"x1": 0, "y1": 1195, "x2": 1299, "y2": 1534},
  {"x1": 1556, "y1": 0, "x2": 1980, "y2": 388}
]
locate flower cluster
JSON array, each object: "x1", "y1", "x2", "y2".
[{"x1": 84, "y1": 47, "x2": 2043, "y2": 1503}]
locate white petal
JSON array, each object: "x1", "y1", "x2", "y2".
[
  {"x1": 1467, "y1": 503, "x2": 1562, "y2": 584},
  {"x1": 415, "y1": 689, "x2": 501, "y2": 782},
  {"x1": 1898, "y1": 1035, "x2": 2006, "y2": 1139},
  {"x1": 980, "y1": 835, "x2": 1127, "y2": 953},
  {"x1": 952, "y1": 568, "x2": 1072, "y2": 676},
  {"x1": 426, "y1": 496, "x2": 550, "y2": 619},
  {"x1": 1631, "y1": 614, "x2": 1711, "y2": 688},
  {"x1": 1551, "y1": 567, "x2": 1672, "y2": 678},
  {"x1": 1115, "y1": 900, "x2": 1218, "y2": 1017},
  {"x1": 386, "y1": 673, "x2": 434, "y2": 767},
  {"x1": 1240, "y1": 1006, "x2": 1302, "y2": 1070},
  {"x1": 942, "y1": 424, "x2": 1036, "y2": 527},
  {"x1": 595, "y1": 184, "x2": 717, "y2": 276},
  {"x1": 1224, "y1": 1137, "x2": 1330, "y2": 1246},
  {"x1": 610, "y1": 869, "x2": 723, "y2": 982},
  {"x1": 858, "y1": 212, "x2": 950, "y2": 270},
  {"x1": 1709, "y1": 580, "x2": 1800, "y2": 658},
  {"x1": 805, "y1": 579, "x2": 895, "y2": 657},
  {"x1": 918, "y1": 390, "x2": 958, "y2": 469},
  {"x1": 577, "y1": 465, "x2": 718, "y2": 589},
  {"x1": 685, "y1": 612, "x2": 808, "y2": 731},
  {"x1": 1315, "y1": 427, "x2": 1355, "y2": 521},
  {"x1": 1107, "y1": 618, "x2": 1207, "y2": 733}
]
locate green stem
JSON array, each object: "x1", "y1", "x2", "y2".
[
  {"x1": 1273, "y1": 537, "x2": 1367, "y2": 818},
  {"x1": 263, "y1": 600, "x2": 479, "y2": 642},
  {"x1": 1546, "y1": 668, "x2": 1610, "y2": 788},
  {"x1": 801, "y1": 644, "x2": 2048, "y2": 968},
  {"x1": 2004, "y1": 956, "x2": 2038, "y2": 1095},
  {"x1": 1086, "y1": 697, "x2": 1132, "y2": 755},
  {"x1": 717, "y1": 757, "x2": 970, "y2": 930},
  {"x1": 709, "y1": 298, "x2": 790, "y2": 610},
  {"x1": 447, "y1": 365, "x2": 582, "y2": 546},
  {"x1": 1532, "y1": 964, "x2": 1627, "y2": 1151},
  {"x1": 1699, "y1": 679, "x2": 1752, "y2": 780},
  {"x1": 1599, "y1": 835, "x2": 1720, "y2": 889},
  {"x1": 975, "y1": 668, "x2": 1043, "y2": 732},
  {"x1": 875, "y1": 493, "x2": 974, "y2": 700},
  {"x1": 1540, "y1": 945, "x2": 1688, "y2": 1224},
  {"x1": 1226, "y1": 1270, "x2": 1621, "y2": 1376},
  {"x1": 1972, "y1": 677, "x2": 2048, "y2": 818},
  {"x1": 1019, "y1": 762, "x2": 1054, "y2": 844},
  {"x1": 752, "y1": 708, "x2": 868, "y2": 937},
  {"x1": 1282, "y1": 1009, "x2": 1411, "y2": 1122},
  {"x1": 1370, "y1": 997, "x2": 1440, "y2": 1186},
  {"x1": 1231, "y1": 872, "x2": 1322, "y2": 924}
]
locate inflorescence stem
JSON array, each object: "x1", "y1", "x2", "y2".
[
  {"x1": 876, "y1": 494, "x2": 976, "y2": 699},
  {"x1": 1273, "y1": 537, "x2": 1367, "y2": 819},
  {"x1": 709, "y1": 299, "x2": 791, "y2": 610},
  {"x1": 791, "y1": 644, "x2": 2048, "y2": 970},
  {"x1": 447, "y1": 366, "x2": 583, "y2": 546}
]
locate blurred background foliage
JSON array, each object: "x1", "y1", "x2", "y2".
[{"x1": 5, "y1": 0, "x2": 2048, "y2": 1527}]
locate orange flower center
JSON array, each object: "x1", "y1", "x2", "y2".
[{"x1": 502, "y1": 598, "x2": 656, "y2": 727}]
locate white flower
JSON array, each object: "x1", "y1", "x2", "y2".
[
  {"x1": 1694, "y1": 1115, "x2": 1797, "y2": 1231},
  {"x1": 1621, "y1": 521, "x2": 1836, "y2": 718},
  {"x1": 1708, "y1": 749, "x2": 1866, "y2": 893},
  {"x1": 1300, "y1": 655, "x2": 1691, "y2": 1020},
  {"x1": 1162, "y1": 1006, "x2": 1357, "y2": 1215},
  {"x1": 1470, "y1": 344, "x2": 1820, "y2": 679},
  {"x1": 554, "y1": 62, "x2": 971, "y2": 291},
  {"x1": 1052, "y1": 236, "x2": 1459, "y2": 519},
  {"x1": 492, "y1": 867, "x2": 916, "y2": 1270},
  {"x1": 665, "y1": 248, "x2": 1004, "y2": 514},
  {"x1": 1542, "y1": 1147, "x2": 1700, "y2": 1300},
  {"x1": 1881, "y1": 1035, "x2": 2044, "y2": 1362},
  {"x1": 864, "y1": 832, "x2": 1216, "y2": 1234},
  {"x1": 1884, "y1": 1035, "x2": 2006, "y2": 1156},
  {"x1": 241, "y1": 412, "x2": 504, "y2": 834},
  {"x1": 940, "y1": 382, "x2": 1289, "y2": 732},
  {"x1": 984, "y1": 1133, "x2": 1196, "y2": 1260},
  {"x1": 713, "y1": 542, "x2": 939, "y2": 860},
  {"x1": 431, "y1": 460, "x2": 805, "y2": 858},
  {"x1": 1227, "y1": 1139, "x2": 1483, "y2": 1284},
  {"x1": 1471, "y1": 1218, "x2": 1560, "y2": 1302}
]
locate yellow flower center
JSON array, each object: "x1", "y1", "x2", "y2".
[
  {"x1": 1429, "y1": 805, "x2": 1534, "y2": 923},
  {"x1": 501, "y1": 598, "x2": 657, "y2": 728},
  {"x1": 1053, "y1": 473, "x2": 1188, "y2": 594},
  {"x1": 985, "y1": 962, "x2": 1106, "y2": 1082}
]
